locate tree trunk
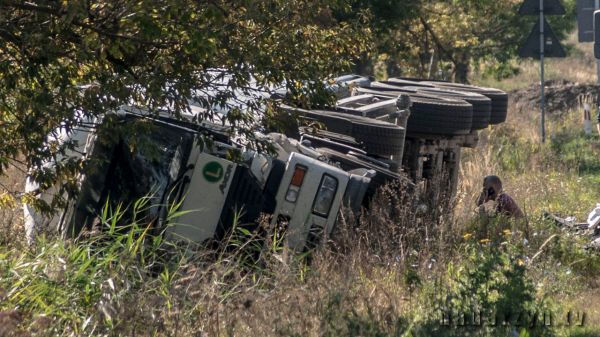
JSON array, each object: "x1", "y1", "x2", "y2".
[
  {"x1": 385, "y1": 57, "x2": 402, "y2": 77},
  {"x1": 453, "y1": 52, "x2": 470, "y2": 83},
  {"x1": 354, "y1": 52, "x2": 372, "y2": 76},
  {"x1": 454, "y1": 62, "x2": 469, "y2": 83},
  {"x1": 427, "y1": 50, "x2": 436, "y2": 79}
]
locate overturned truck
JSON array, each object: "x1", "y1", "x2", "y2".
[{"x1": 24, "y1": 76, "x2": 508, "y2": 251}]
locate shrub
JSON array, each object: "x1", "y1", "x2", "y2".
[{"x1": 411, "y1": 235, "x2": 556, "y2": 337}]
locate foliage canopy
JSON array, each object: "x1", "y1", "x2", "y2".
[
  {"x1": 362, "y1": 0, "x2": 576, "y2": 82},
  {"x1": 0, "y1": 0, "x2": 368, "y2": 188}
]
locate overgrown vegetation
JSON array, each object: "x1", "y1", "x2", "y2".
[
  {"x1": 1, "y1": 2, "x2": 599, "y2": 336},
  {"x1": 456, "y1": 93, "x2": 600, "y2": 336}
]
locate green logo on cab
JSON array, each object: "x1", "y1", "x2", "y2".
[{"x1": 202, "y1": 161, "x2": 224, "y2": 183}]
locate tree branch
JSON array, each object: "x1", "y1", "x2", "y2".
[
  {"x1": 418, "y1": 15, "x2": 457, "y2": 65},
  {"x1": 1, "y1": 1, "x2": 60, "y2": 15}
]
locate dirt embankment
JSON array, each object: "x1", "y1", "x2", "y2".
[{"x1": 510, "y1": 80, "x2": 600, "y2": 115}]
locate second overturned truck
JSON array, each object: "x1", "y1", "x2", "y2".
[{"x1": 24, "y1": 76, "x2": 509, "y2": 251}]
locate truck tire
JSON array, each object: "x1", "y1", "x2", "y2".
[
  {"x1": 382, "y1": 78, "x2": 436, "y2": 88},
  {"x1": 350, "y1": 119, "x2": 405, "y2": 158},
  {"x1": 287, "y1": 106, "x2": 406, "y2": 158},
  {"x1": 356, "y1": 87, "x2": 473, "y2": 136},
  {"x1": 369, "y1": 81, "x2": 426, "y2": 91},
  {"x1": 423, "y1": 82, "x2": 508, "y2": 124},
  {"x1": 410, "y1": 87, "x2": 491, "y2": 130},
  {"x1": 408, "y1": 96, "x2": 473, "y2": 135}
]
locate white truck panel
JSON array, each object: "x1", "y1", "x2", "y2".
[
  {"x1": 167, "y1": 152, "x2": 237, "y2": 243},
  {"x1": 272, "y1": 153, "x2": 349, "y2": 251},
  {"x1": 23, "y1": 118, "x2": 95, "y2": 243}
]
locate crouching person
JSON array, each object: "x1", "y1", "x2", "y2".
[{"x1": 476, "y1": 175, "x2": 528, "y2": 241}]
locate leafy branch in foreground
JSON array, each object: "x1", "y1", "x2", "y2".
[{"x1": 0, "y1": 0, "x2": 369, "y2": 191}]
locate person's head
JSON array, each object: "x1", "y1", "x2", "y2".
[{"x1": 483, "y1": 175, "x2": 503, "y2": 198}]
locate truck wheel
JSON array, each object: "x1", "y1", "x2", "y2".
[
  {"x1": 408, "y1": 94, "x2": 473, "y2": 135},
  {"x1": 350, "y1": 119, "x2": 405, "y2": 158},
  {"x1": 289, "y1": 106, "x2": 406, "y2": 158},
  {"x1": 411, "y1": 87, "x2": 491, "y2": 130},
  {"x1": 356, "y1": 87, "x2": 473, "y2": 136},
  {"x1": 424, "y1": 82, "x2": 508, "y2": 125}
]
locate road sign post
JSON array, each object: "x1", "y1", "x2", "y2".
[
  {"x1": 595, "y1": 9, "x2": 600, "y2": 85},
  {"x1": 518, "y1": 0, "x2": 566, "y2": 143},
  {"x1": 540, "y1": 0, "x2": 546, "y2": 142}
]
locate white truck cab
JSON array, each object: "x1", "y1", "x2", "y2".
[{"x1": 271, "y1": 153, "x2": 349, "y2": 250}]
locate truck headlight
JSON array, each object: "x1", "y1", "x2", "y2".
[
  {"x1": 285, "y1": 189, "x2": 299, "y2": 203},
  {"x1": 312, "y1": 175, "x2": 338, "y2": 217}
]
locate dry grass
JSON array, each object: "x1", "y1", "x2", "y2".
[
  {"x1": 3, "y1": 126, "x2": 599, "y2": 337},
  {"x1": 0, "y1": 183, "x2": 447, "y2": 336}
]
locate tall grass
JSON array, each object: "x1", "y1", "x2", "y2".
[
  {"x1": 1, "y1": 167, "x2": 596, "y2": 337},
  {"x1": 0, "y1": 199, "x2": 187, "y2": 336}
]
